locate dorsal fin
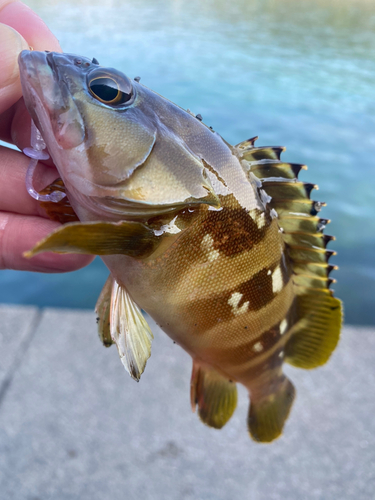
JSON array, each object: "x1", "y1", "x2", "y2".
[
  {"x1": 235, "y1": 136, "x2": 258, "y2": 150},
  {"x1": 250, "y1": 162, "x2": 307, "y2": 179},
  {"x1": 243, "y1": 146, "x2": 286, "y2": 161},
  {"x1": 241, "y1": 142, "x2": 342, "y2": 368}
]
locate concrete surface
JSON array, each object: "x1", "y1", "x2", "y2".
[{"x1": 0, "y1": 304, "x2": 374, "y2": 500}]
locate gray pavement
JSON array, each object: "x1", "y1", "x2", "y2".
[{"x1": 0, "y1": 304, "x2": 374, "y2": 500}]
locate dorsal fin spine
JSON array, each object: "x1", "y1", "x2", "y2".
[{"x1": 240, "y1": 138, "x2": 341, "y2": 296}]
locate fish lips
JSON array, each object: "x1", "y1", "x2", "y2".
[{"x1": 18, "y1": 50, "x2": 86, "y2": 150}]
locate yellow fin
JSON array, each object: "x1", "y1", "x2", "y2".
[
  {"x1": 190, "y1": 361, "x2": 237, "y2": 429},
  {"x1": 277, "y1": 215, "x2": 330, "y2": 234},
  {"x1": 248, "y1": 375, "x2": 295, "y2": 443},
  {"x1": 110, "y1": 280, "x2": 153, "y2": 381},
  {"x1": 242, "y1": 145, "x2": 286, "y2": 161},
  {"x1": 95, "y1": 275, "x2": 114, "y2": 347},
  {"x1": 250, "y1": 162, "x2": 307, "y2": 179},
  {"x1": 283, "y1": 231, "x2": 335, "y2": 249},
  {"x1": 24, "y1": 220, "x2": 159, "y2": 259},
  {"x1": 262, "y1": 180, "x2": 317, "y2": 201},
  {"x1": 244, "y1": 140, "x2": 342, "y2": 355},
  {"x1": 285, "y1": 293, "x2": 342, "y2": 369},
  {"x1": 235, "y1": 136, "x2": 258, "y2": 149}
]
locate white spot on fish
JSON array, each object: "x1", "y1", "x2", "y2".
[
  {"x1": 278, "y1": 350, "x2": 284, "y2": 358},
  {"x1": 201, "y1": 234, "x2": 220, "y2": 262},
  {"x1": 257, "y1": 212, "x2": 266, "y2": 228},
  {"x1": 272, "y1": 266, "x2": 283, "y2": 293},
  {"x1": 228, "y1": 292, "x2": 249, "y2": 316},
  {"x1": 280, "y1": 319, "x2": 288, "y2": 334},
  {"x1": 154, "y1": 216, "x2": 181, "y2": 236},
  {"x1": 252, "y1": 342, "x2": 263, "y2": 352}
]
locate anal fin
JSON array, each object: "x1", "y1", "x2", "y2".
[
  {"x1": 248, "y1": 375, "x2": 295, "y2": 443},
  {"x1": 190, "y1": 361, "x2": 237, "y2": 429},
  {"x1": 110, "y1": 280, "x2": 153, "y2": 381}
]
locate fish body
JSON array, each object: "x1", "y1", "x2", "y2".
[{"x1": 19, "y1": 51, "x2": 342, "y2": 442}]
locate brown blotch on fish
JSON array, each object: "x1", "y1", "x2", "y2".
[
  {"x1": 237, "y1": 256, "x2": 290, "y2": 312},
  {"x1": 208, "y1": 308, "x2": 295, "y2": 368},
  {"x1": 200, "y1": 206, "x2": 269, "y2": 257},
  {"x1": 237, "y1": 269, "x2": 274, "y2": 312}
]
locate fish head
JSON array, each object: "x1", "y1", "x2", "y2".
[{"x1": 18, "y1": 51, "x2": 221, "y2": 217}]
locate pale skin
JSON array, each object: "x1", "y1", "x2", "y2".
[{"x1": 0, "y1": 0, "x2": 93, "y2": 271}]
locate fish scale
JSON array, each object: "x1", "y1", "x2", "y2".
[{"x1": 19, "y1": 50, "x2": 342, "y2": 443}]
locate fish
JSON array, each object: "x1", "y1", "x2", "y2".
[{"x1": 18, "y1": 50, "x2": 342, "y2": 442}]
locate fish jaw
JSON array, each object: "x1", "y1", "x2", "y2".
[
  {"x1": 18, "y1": 50, "x2": 96, "y2": 210},
  {"x1": 18, "y1": 50, "x2": 86, "y2": 152}
]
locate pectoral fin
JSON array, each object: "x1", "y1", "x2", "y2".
[
  {"x1": 24, "y1": 220, "x2": 159, "y2": 259},
  {"x1": 110, "y1": 280, "x2": 153, "y2": 381},
  {"x1": 190, "y1": 361, "x2": 238, "y2": 429}
]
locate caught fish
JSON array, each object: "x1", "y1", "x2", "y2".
[{"x1": 18, "y1": 51, "x2": 342, "y2": 442}]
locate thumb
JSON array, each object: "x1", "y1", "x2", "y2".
[{"x1": 0, "y1": 23, "x2": 28, "y2": 114}]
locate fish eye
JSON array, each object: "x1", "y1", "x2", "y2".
[{"x1": 87, "y1": 69, "x2": 133, "y2": 106}]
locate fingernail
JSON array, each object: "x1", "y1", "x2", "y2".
[{"x1": 0, "y1": 23, "x2": 28, "y2": 89}]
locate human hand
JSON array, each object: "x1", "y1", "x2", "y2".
[{"x1": 0, "y1": 0, "x2": 94, "y2": 272}]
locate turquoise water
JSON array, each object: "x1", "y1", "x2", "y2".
[{"x1": 1, "y1": 0, "x2": 374, "y2": 324}]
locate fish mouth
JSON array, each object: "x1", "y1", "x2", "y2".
[
  {"x1": 18, "y1": 50, "x2": 54, "y2": 131},
  {"x1": 19, "y1": 50, "x2": 69, "y2": 109},
  {"x1": 18, "y1": 50, "x2": 86, "y2": 151}
]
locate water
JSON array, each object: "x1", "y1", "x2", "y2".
[{"x1": 1, "y1": 0, "x2": 374, "y2": 324}]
